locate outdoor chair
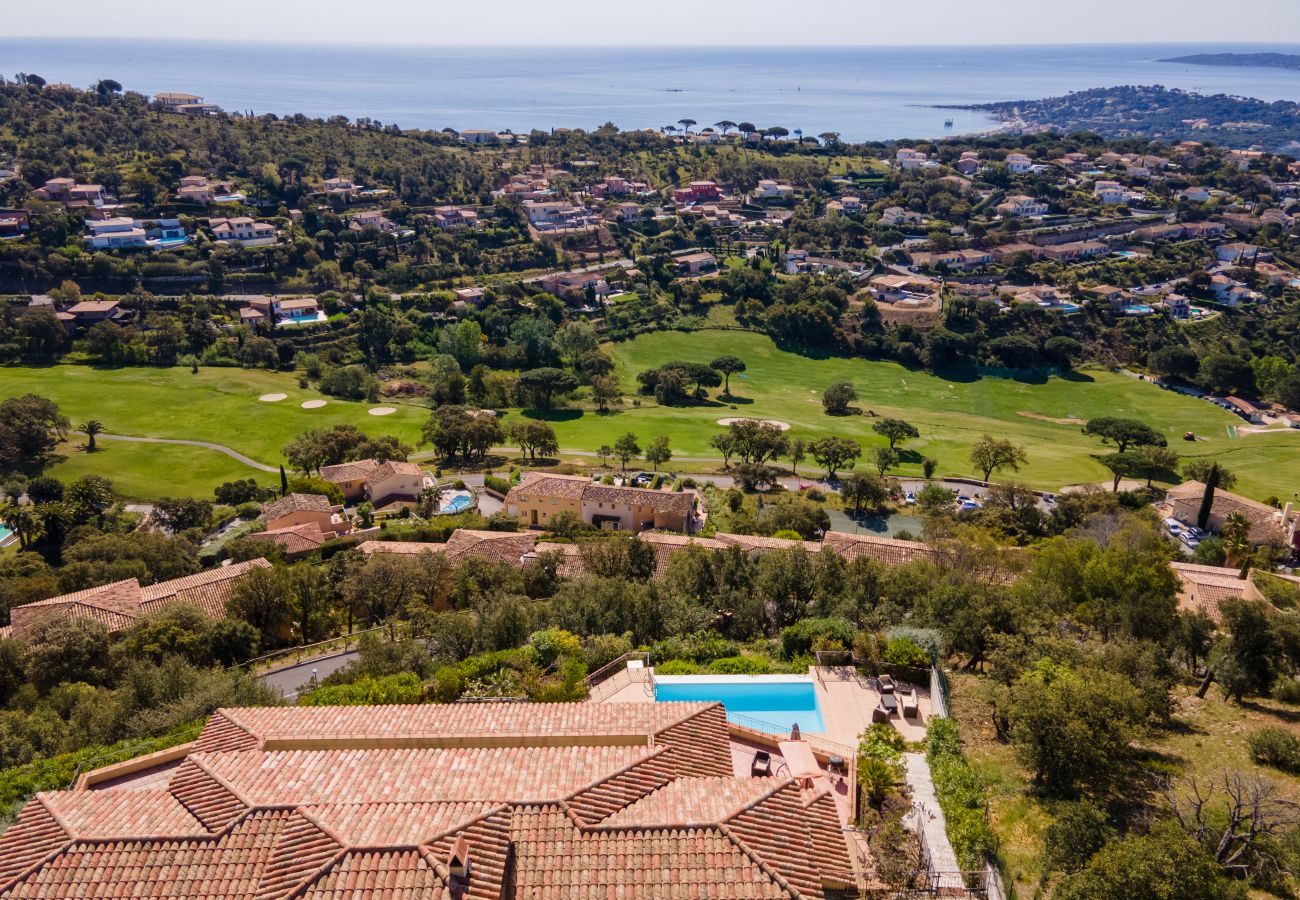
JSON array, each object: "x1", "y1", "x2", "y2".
[
  {"x1": 878, "y1": 675, "x2": 896, "y2": 694},
  {"x1": 871, "y1": 705, "x2": 891, "y2": 724},
  {"x1": 902, "y1": 694, "x2": 920, "y2": 718}
]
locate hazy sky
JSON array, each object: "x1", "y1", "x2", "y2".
[{"x1": 8, "y1": 0, "x2": 1300, "y2": 45}]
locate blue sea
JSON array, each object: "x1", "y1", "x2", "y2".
[{"x1": 3, "y1": 39, "x2": 1300, "y2": 141}]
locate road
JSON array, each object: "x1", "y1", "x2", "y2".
[{"x1": 261, "y1": 650, "x2": 359, "y2": 697}]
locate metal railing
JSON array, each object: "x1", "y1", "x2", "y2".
[
  {"x1": 236, "y1": 624, "x2": 397, "y2": 675},
  {"x1": 727, "y1": 711, "x2": 856, "y2": 761},
  {"x1": 585, "y1": 651, "x2": 652, "y2": 701}
]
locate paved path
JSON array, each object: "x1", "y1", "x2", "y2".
[
  {"x1": 90, "y1": 433, "x2": 278, "y2": 473},
  {"x1": 261, "y1": 650, "x2": 358, "y2": 697},
  {"x1": 903, "y1": 752, "x2": 965, "y2": 887}
]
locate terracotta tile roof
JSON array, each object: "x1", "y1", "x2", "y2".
[
  {"x1": 2, "y1": 702, "x2": 852, "y2": 898},
  {"x1": 822, "y1": 531, "x2": 938, "y2": 565},
  {"x1": 358, "y1": 531, "x2": 539, "y2": 567},
  {"x1": 1167, "y1": 482, "x2": 1296, "y2": 544},
  {"x1": 7, "y1": 561, "x2": 270, "y2": 638},
  {"x1": 714, "y1": 533, "x2": 822, "y2": 555},
  {"x1": 582, "y1": 483, "x2": 694, "y2": 515},
  {"x1": 1171, "y1": 561, "x2": 1251, "y2": 623},
  {"x1": 504, "y1": 473, "x2": 589, "y2": 503},
  {"x1": 319, "y1": 459, "x2": 379, "y2": 484},
  {"x1": 245, "y1": 523, "x2": 328, "y2": 557},
  {"x1": 369, "y1": 461, "x2": 423, "y2": 482},
  {"x1": 262, "y1": 493, "x2": 333, "y2": 523}
]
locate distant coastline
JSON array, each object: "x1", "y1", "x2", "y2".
[{"x1": 1159, "y1": 51, "x2": 1300, "y2": 71}]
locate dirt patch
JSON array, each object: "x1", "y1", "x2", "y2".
[
  {"x1": 368, "y1": 406, "x2": 398, "y2": 416},
  {"x1": 381, "y1": 380, "x2": 430, "y2": 398},
  {"x1": 258, "y1": 393, "x2": 287, "y2": 402},
  {"x1": 1016, "y1": 411, "x2": 1086, "y2": 427},
  {"x1": 300, "y1": 400, "x2": 327, "y2": 409},
  {"x1": 717, "y1": 417, "x2": 791, "y2": 431}
]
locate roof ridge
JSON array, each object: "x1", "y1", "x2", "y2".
[
  {"x1": 722, "y1": 776, "x2": 801, "y2": 822},
  {"x1": 560, "y1": 743, "x2": 664, "y2": 805},
  {"x1": 715, "y1": 821, "x2": 805, "y2": 899}
]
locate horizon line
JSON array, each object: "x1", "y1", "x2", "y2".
[{"x1": 5, "y1": 35, "x2": 1300, "y2": 50}]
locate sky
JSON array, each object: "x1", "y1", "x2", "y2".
[{"x1": 7, "y1": 0, "x2": 1300, "y2": 46}]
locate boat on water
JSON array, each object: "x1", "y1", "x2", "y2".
[{"x1": 943, "y1": 117, "x2": 954, "y2": 127}]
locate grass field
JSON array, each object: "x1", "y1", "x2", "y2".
[
  {"x1": 4, "y1": 330, "x2": 1298, "y2": 500},
  {"x1": 574, "y1": 330, "x2": 1295, "y2": 499}
]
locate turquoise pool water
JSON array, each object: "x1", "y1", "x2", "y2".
[
  {"x1": 442, "y1": 494, "x2": 472, "y2": 513},
  {"x1": 654, "y1": 676, "x2": 826, "y2": 734},
  {"x1": 0, "y1": 522, "x2": 11, "y2": 543}
]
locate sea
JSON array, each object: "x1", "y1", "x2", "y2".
[{"x1": 4, "y1": 39, "x2": 1300, "y2": 142}]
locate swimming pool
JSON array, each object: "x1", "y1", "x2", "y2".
[
  {"x1": 653, "y1": 675, "x2": 826, "y2": 734},
  {"x1": 441, "y1": 493, "x2": 473, "y2": 513},
  {"x1": 1123, "y1": 304, "x2": 1154, "y2": 315}
]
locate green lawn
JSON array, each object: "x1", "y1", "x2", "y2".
[
  {"x1": 551, "y1": 330, "x2": 1297, "y2": 498},
  {"x1": 3, "y1": 365, "x2": 428, "y2": 498},
  {"x1": 6, "y1": 333, "x2": 1298, "y2": 500}
]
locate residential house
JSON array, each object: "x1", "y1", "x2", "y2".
[
  {"x1": 459, "y1": 128, "x2": 500, "y2": 144},
  {"x1": 955, "y1": 153, "x2": 982, "y2": 175},
  {"x1": 321, "y1": 177, "x2": 360, "y2": 198},
  {"x1": 1184, "y1": 220, "x2": 1227, "y2": 239},
  {"x1": 521, "y1": 200, "x2": 590, "y2": 230},
  {"x1": 1082, "y1": 284, "x2": 1128, "y2": 311},
  {"x1": 540, "y1": 270, "x2": 611, "y2": 299},
  {"x1": 364, "y1": 460, "x2": 426, "y2": 511},
  {"x1": 83, "y1": 218, "x2": 147, "y2": 249},
  {"x1": 869, "y1": 273, "x2": 935, "y2": 303},
  {"x1": 1227, "y1": 149, "x2": 1265, "y2": 171},
  {"x1": 1005, "y1": 152, "x2": 1033, "y2": 174},
  {"x1": 0, "y1": 701, "x2": 856, "y2": 897},
  {"x1": 1093, "y1": 180, "x2": 1127, "y2": 204},
  {"x1": 210, "y1": 217, "x2": 278, "y2": 247},
  {"x1": 671, "y1": 181, "x2": 721, "y2": 204},
  {"x1": 990, "y1": 242, "x2": 1045, "y2": 262},
  {"x1": 153, "y1": 91, "x2": 218, "y2": 114},
  {"x1": 0, "y1": 209, "x2": 30, "y2": 238},
  {"x1": 880, "y1": 206, "x2": 924, "y2": 227},
  {"x1": 1134, "y1": 223, "x2": 1187, "y2": 243},
  {"x1": 505, "y1": 473, "x2": 696, "y2": 533},
  {"x1": 784, "y1": 251, "x2": 864, "y2": 277},
  {"x1": 176, "y1": 175, "x2": 234, "y2": 205},
  {"x1": 261, "y1": 493, "x2": 347, "y2": 536},
  {"x1": 452, "y1": 287, "x2": 487, "y2": 306},
  {"x1": 753, "y1": 179, "x2": 795, "y2": 201},
  {"x1": 319, "y1": 459, "x2": 382, "y2": 502},
  {"x1": 996, "y1": 195, "x2": 1048, "y2": 218},
  {"x1": 1216, "y1": 241, "x2": 1269, "y2": 264},
  {"x1": 1039, "y1": 240, "x2": 1107, "y2": 262},
  {"x1": 1220, "y1": 212, "x2": 1262, "y2": 235},
  {"x1": 431, "y1": 206, "x2": 480, "y2": 228},
  {"x1": 1159, "y1": 293, "x2": 1191, "y2": 317},
  {"x1": 1165, "y1": 482, "x2": 1299, "y2": 551},
  {"x1": 588, "y1": 175, "x2": 650, "y2": 198},
  {"x1": 896, "y1": 147, "x2": 928, "y2": 170},
  {"x1": 1209, "y1": 274, "x2": 1253, "y2": 306},
  {"x1": 612, "y1": 201, "x2": 647, "y2": 221},
  {"x1": 1179, "y1": 186, "x2": 1212, "y2": 203},
  {"x1": 675, "y1": 251, "x2": 718, "y2": 276},
  {"x1": 244, "y1": 522, "x2": 330, "y2": 559},
  {"x1": 348, "y1": 210, "x2": 398, "y2": 234},
  {"x1": 272, "y1": 297, "x2": 321, "y2": 322},
  {"x1": 1, "y1": 559, "x2": 270, "y2": 640},
  {"x1": 1172, "y1": 562, "x2": 1260, "y2": 623},
  {"x1": 33, "y1": 178, "x2": 109, "y2": 207}
]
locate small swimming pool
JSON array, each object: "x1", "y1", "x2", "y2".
[
  {"x1": 0, "y1": 522, "x2": 14, "y2": 547},
  {"x1": 654, "y1": 675, "x2": 826, "y2": 734},
  {"x1": 441, "y1": 493, "x2": 473, "y2": 513},
  {"x1": 1123, "y1": 304, "x2": 1154, "y2": 315}
]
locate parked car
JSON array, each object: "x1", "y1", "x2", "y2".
[
  {"x1": 960, "y1": 499, "x2": 982, "y2": 511},
  {"x1": 1164, "y1": 517, "x2": 1184, "y2": 535},
  {"x1": 1180, "y1": 532, "x2": 1201, "y2": 549},
  {"x1": 904, "y1": 492, "x2": 916, "y2": 505}
]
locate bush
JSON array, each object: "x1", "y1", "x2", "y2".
[
  {"x1": 884, "y1": 627, "x2": 944, "y2": 664},
  {"x1": 1044, "y1": 801, "x2": 1114, "y2": 875},
  {"x1": 926, "y1": 718, "x2": 997, "y2": 871},
  {"x1": 235, "y1": 502, "x2": 262, "y2": 520},
  {"x1": 883, "y1": 636, "x2": 929, "y2": 668},
  {"x1": 781, "y1": 617, "x2": 856, "y2": 660},
  {"x1": 297, "y1": 673, "x2": 425, "y2": 706},
  {"x1": 655, "y1": 659, "x2": 702, "y2": 675},
  {"x1": 1248, "y1": 727, "x2": 1300, "y2": 772},
  {"x1": 707, "y1": 655, "x2": 771, "y2": 675},
  {"x1": 483, "y1": 474, "x2": 511, "y2": 496},
  {"x1": 860, "y1": 722, "x2": 906, "y2": 765},
  {"x1": 1274, "y1": 679, "x2": 1300, "y2": 705}
]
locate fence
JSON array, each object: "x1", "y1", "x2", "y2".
[
  {"x1": 237, "y1": 624, "x2": 396, "y2": 675},
  {"x1": 584, "y1": 651, "x2": 652, "y2": 702},
  {"x1": 929, "y1": 666, "x2": 950, "y2": 720}
]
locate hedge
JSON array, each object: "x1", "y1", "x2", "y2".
[{"x1": 926, "y1": 718, "x2": 998, "y2": 872}]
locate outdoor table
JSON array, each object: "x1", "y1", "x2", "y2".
[{"x1": 879, "y1": 693, "x2": 899, "y2": 713}]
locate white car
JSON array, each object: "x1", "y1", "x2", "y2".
[
  {"x1": 1180, "y1": 532, "x2": 1201, "y2": 549},
  {"x1": 1164, "y1": 517, "x2": 1184, "y2": 535}
]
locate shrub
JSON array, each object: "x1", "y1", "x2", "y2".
[
  {"x1": 707, "y1": 655, "x2": 771, "y2": 675},
  {"x1": 483, "y1": 474, "x2": 511, "y2": 496},
  {"x1": 1044, "y1": 801, "x2": 1114, "y2": 875},
  {"x1": 926, "y1": 718, "x2": 997, "y2": 871},
  {"x1": 655, "y1": 659, "x2": 702, "y2": 675},
  {"x1": 860, "y1": 722, "x2": 906, "y2": 765},
  {"x1": 1274, "y1": 679, "x2": 1300, "y2": 705},
  {"x1": 884, "y1": 627, "x2": 944, "y2": 664},
  {"x1": 883, "y1": 637, "x2": 929, "y2": 668},
  {"x1": 235, "y1": 502, "x2": 262, "y2": 520},
  {"x1": 1248, "y1": 727, "x2": 1300, "y2": 772},
  {"x1": 781, "y1": 618, "x2": 856, "y2": 660},
  {"x1": 298, "y1": 673, "x2": 425, "y2": 706}
]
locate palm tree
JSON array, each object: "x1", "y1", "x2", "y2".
[
  {"x1": 65, "y1": 476, "x2": 114, "y2": 527},
  {"x1": 858, "y1": 758, "x2": 898, "y2": 808},
  {"x1": 2, "y1": 503, "x2": 43, "y2": 551},
  {"x1": 81, "y1": 419, "x2": 104, "y2": 452},
  {"x1": 417, "y1": 483, "x2": 444, "y2": 518},
  {"x1": 677, "y1": 118, "x2": 696, "y2": 134},
  {"x1": 1221, "y1": 511, "x2": 1252, "y2": 566}
]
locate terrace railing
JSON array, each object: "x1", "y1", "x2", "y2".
[
  {"x1": 727, "y1": 712, "x2": 856, "y2": 762},
  {"x1": 585, "y1": 651, "x2": 652, "y2": 701}
]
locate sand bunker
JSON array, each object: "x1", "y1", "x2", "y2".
[
  {"x1": 258, "y1": 393, "x2": 287, "y2": 402},
  {"x1": 717, "y1": 417, "x2": 791, "y2": 431},
  {"x1": 368, "y1": 406, "x2": 398, "y2": 416},
  {"x1": 301, "y1": 400, "x2": 327, "y2": 409}
]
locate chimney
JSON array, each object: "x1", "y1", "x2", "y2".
[{"x1": 448, "y1": 835, "x2": 472, "y2": 883}]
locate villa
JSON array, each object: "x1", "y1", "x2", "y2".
[
  {"x1": 431, "y1": 206, "x2": 480, "y2": 228},
  {"x1": 675, "y1": 251, "x2": 718, "y2": 275},
  {"x1": 880, "y1": 206, "x2": 924, "y2": 227},
  {"x1": 0, "y1": 559, "x2": 270, "y2": 641},
  {"x1": 1164, "y1": 483, "x2": 1299, "y2": 551},
  {"x1": 261, "y1": 493, "x2": 348, "y2": 536},
  {"x1": 153, "y1": 91, "x2": 219, "y2": 114},
  {"x1": 1005, "y1": 152, "x2": 1033, "y2": 174},
  {"x1": 176, "y1": 175, "x2": 238, "y2": 204},
  {"x1": 318, "y1": 458, "x2": 427, "y2": 511},
  {"x1": 895, "y1": 148, "x2": 929, "y2": 170},
  {"x1": 1038, "y1": 240, "x2": 1107, "y2": 262},
  {"x1": 0, "y1": 209, "x2": 29, "y2": 238},
  {"x1": 539, "y1": 269, "x2": 611, "y2": 300},
  {"x1": 320, "y1": 177, "x2": 360, "y2": 198},
  {"x1": 753, "y1": 179, "x2": 796, "y2": 201},
  {"x1": 452, "y1": 287, "x2": 487, "y2": 306},
  {"x1": 672, "y1": 180, "x2": 721, "y2": 204},
  {"x1": 348, "y1": 209, "x2": 398, "y2": 234},
  {"x1": 1093, "y1": 180, "x2": 1128, "y2": 204},
  {"x1": 996, "y1": 194, "x2": 1049, "y2": 218},
  {"x1": 210, "y1": 217, "x2": 278, "y2": 247},
  {"x1": 1172, "y1": 562, "x2": 1300, "y2": 624},
  {"x1": 0, "y1": 701, "x2": 856, "y2": 897},
  {"x1": 504, "y1": 473, "x2": 696, "y2": 533},
  {"x1": 33, "y1": 178, "x2": 110, "y2": 208}
]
